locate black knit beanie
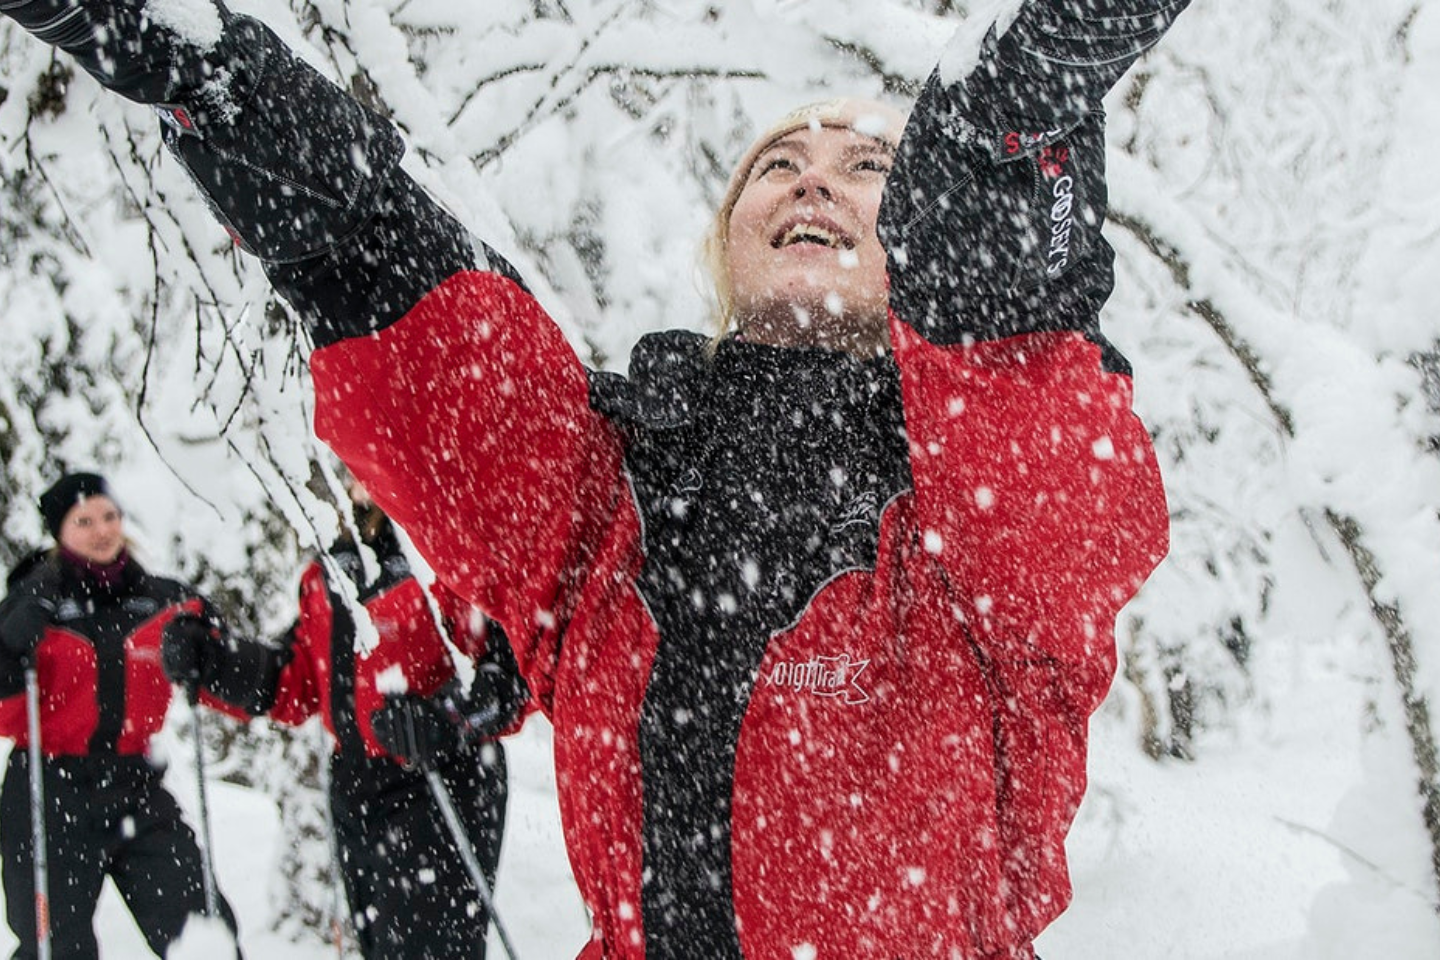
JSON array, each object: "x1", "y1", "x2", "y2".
[{"x1": 38, "y1": 472, "x2": 114, "y2": 539}]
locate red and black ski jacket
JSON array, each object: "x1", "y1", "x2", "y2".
[
  {"x1": 240, "y1": 4, "x2": 1185, "y2": 957},
  {"x1": 0, "y1": 551, "x2": 218, "y2": 757}
]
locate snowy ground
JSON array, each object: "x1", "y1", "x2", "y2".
[
  {"x1": 1039, "y1": 629, "x2": 1426, "y2": 960},
  {"x1": 1, "y1": 630, "x2": 1437, "y2": 959},
  {"x1": 0, "y1": 720, "x2": 590, "y2": 960}
]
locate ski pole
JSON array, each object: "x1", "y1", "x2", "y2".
[
  {"x1": 422, "y1": 765, "x2": 521, "y2": 960},
  {"x1": 188, "y1": 695, "x2": 220, "y2": 918},
  {"x1": 25, "y1": 666, "x2": 52, "y2": 960}
]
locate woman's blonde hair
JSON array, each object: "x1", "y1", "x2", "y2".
[
  {"x1": 701, "y1": 202, "x2": 740, "y2": 342},
  {"x1": 700, "y1": 97, "x2": 910, "y2": 345}
]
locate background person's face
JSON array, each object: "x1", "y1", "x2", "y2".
[
  {"x1": 58, "y1": 495, "x2": 125, "y2": 564},
  {"x1": 725, "y1": 126, "x2": 892, "y2": 354}
]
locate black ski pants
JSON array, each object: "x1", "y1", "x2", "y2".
[
  {"x1": 330, "y1": 743, "x2": 508, "y2": 960},
  {"x1": 1, "y1": 752, "x2": 240, "y2": 959}
]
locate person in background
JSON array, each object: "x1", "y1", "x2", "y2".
[
  {"x1": 0, "y1": 472, "x2": 243, "y2": 959},
  {"x1": 161, "y1": 483, "x2": 527, "y2": 960}
]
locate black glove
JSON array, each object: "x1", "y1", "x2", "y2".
[
  {"x1": 371, "y1": 692, "x2": 464, "y2": 769},
  {"x1": 161, "y1": 612, "x2": 218, "y2": 701},
  {"x1": 0, "y1": 596, "x2": 56, "y2": 665},
  {"x1": 471, "y1": 621, "x2": 530, "y2": 736}
]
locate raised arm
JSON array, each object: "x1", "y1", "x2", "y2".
[
  {"x1": 879, "y1": 2, "x2": 1187, "y2": 936},
  {"x1": 878, "y1": 0, "x2": 1187, "y2": 653},
  {"x1": 880, "y1": 0, "x2": 1187, "y2": 653},
  {"x1": 1, "y1": 2, "x2": 628, "y2": 698}
]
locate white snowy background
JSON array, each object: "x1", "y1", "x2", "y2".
[{"x1": 1, "y1": 0, "x2": 1438, "y2": 957}]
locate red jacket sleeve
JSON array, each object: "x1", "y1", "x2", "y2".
[
  {"x1": 895, "y1": 321, "x2": 1169, "y2": 667},
  {"x1": 266, "y1": 565, "x2": 327, "y2": 728},
  {"x1": 308, "y1": 271, "x2": 630, "y2": 709},
  {"x1": 893, "y1": 319, "x2": 1170, "y2": 939}
]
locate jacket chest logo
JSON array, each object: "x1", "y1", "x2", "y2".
[
  {"x1": 830, "y1": 490, "x2": 881, "y2": 535},
  {"x1": 663, "y1": 468, "x2": 704, "y2": 520},
  {"x1": 761, "y1": 653, "x2": 871, "y2": 706},
  {"x1": 55, "y1": 598, "x2": 88, "y2": 622},
  {"x1": 670, "y1": 468, "x2": 703, "y2": 498},
  {"x1": 124, "y1": 597, "x2": 160, "y2": 617}
]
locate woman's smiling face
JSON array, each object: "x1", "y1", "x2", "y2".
[
  {"x1": 725, "y1": 124, "x2": 894, "y2": 356},
  {"x1": 58, "y1": 495, "x2": 125, "y2": 564}
]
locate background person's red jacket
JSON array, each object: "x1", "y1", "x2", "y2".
[{"x1": 0, "y1": 555, "x2": 219, "y2": 757}]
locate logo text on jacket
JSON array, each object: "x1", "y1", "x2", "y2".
[{"x1": 763, "y1": 653, "x2": 871, "y2": 705}]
